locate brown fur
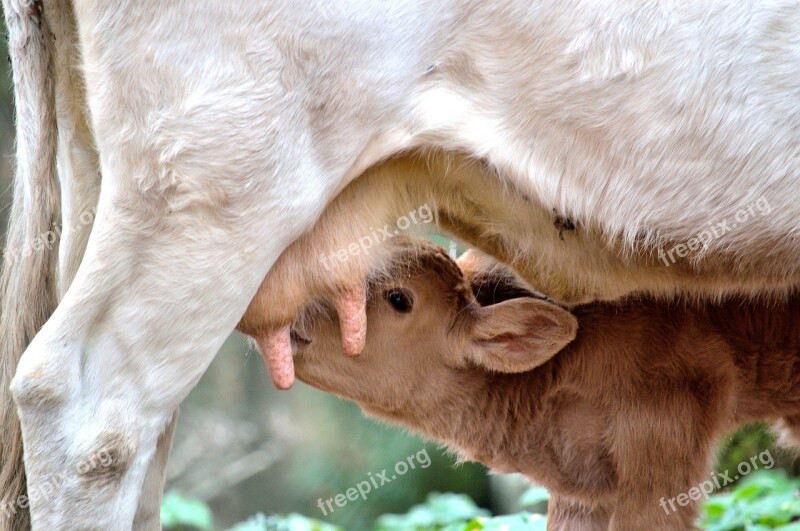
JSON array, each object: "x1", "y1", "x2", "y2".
[{"x1": 287, "y1": 240, "x2": 800, "y2": 530}]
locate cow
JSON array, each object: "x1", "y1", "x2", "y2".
[{"x1": 1, "y1": 0, "x2": 799, "y2": 528}]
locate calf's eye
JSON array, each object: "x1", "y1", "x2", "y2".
[{"x1": 386, "y1": 289, "x2": 413, "y2": 313}]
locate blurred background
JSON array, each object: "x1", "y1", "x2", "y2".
[{"x1": 0, "y1": 15, "x2": 797, "y2": 531}]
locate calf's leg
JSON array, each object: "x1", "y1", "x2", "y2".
[
  {"x1": 775, "y1": 414, "x2": 800, "y2": 450},
  {"x1": 609, "y1": 399, "x2": 720, "y2": 530},
  {"x1": 546, "y1": 495, "x2": 611, "y2": 531}
]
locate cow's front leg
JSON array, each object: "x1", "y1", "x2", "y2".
[{"x1": 10, "y1": 162, "x2": 337, "y2": 529}]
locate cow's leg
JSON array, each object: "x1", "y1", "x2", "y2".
[
  {"x1": 51, "y1": 5, "x2": 178, "y2": 527},
  {"x1": 11, "y1": 146, "x2": 339, "y2": 528},
  {"x1": 132, "y1": 409, "x2": 178, "y2": 531}
]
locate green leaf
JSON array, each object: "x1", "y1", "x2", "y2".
[
  {"x1": 479, "y1": 513, "x2": 547, "y2": 531},
  {"x1": 375, "y1": 492, "x2": 490, "y2": 530},
  {"x1": 699, "y1": 470, "x2": 800, "y2": 530},
  {"x1": 160, "y1": 491, "x2": 214, "y2": 531},
  {"x1": 229, "y1": 513, "x2": 342, "y2": 531}
]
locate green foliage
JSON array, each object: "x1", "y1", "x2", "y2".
[
  {"x1": 444, "y1": 513, "x2": 548, "y2": 531},
  {"x1": 274, "y1": 394, "x2": 489, "y2": 530},
  {"x1": 163, "y1": 490, "x2": 549, "y2": 531},
  {"x1": 366, "y1": 485, "x2": 550, "y2": 530},
  {"x1": 700, "y1": 470, "x2": 800, "y2": 530},
  {"x1": 161, "y1": 491, "x2": 214, "y2": 531},
  {"x1": 716, "y1": 424, "x2": 779, "y2": 483},
  {"x1": 163, "y1": 424, "x2": 799, "y2": 530},
  {"x1": 258, "y1": 493, "x2": 547, "y2": 531},
  {"x1": 165, "y1": 470, "x2": 800, "y2": 531},
  {"x1": 375, "y1": 493, "x2": 490, "y2": 530},
  {"x1": 228, "y1": 513, "x2": 341, "y2": 531}
]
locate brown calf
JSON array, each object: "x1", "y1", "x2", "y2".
[{"x1": 284, "y1": 238, "x2": 800, "y2": 529}]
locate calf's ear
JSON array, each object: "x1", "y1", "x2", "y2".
[{"x1": 468, "y1": 298, "x2": 577, "y2": 373}]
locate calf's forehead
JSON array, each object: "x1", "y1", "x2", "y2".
[{"x1": 374, "y1": 243, "x2": 473, "y2": 307}]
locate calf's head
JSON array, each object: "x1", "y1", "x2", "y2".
[{"x1": 292, "y1": 239, "x2": 578, "y2": 414}]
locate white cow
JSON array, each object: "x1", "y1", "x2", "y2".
[{"x1": 1, "y1": 0, "x2": 799, "y2": 529}]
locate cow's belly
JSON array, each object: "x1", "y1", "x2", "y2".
[{"x1": 361, "y1": 149, "x2": 800, "y2": 304}]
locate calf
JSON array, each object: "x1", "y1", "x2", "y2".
[{"x1": 288, "y1": 238, "x2": 800, "y2": 530}]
